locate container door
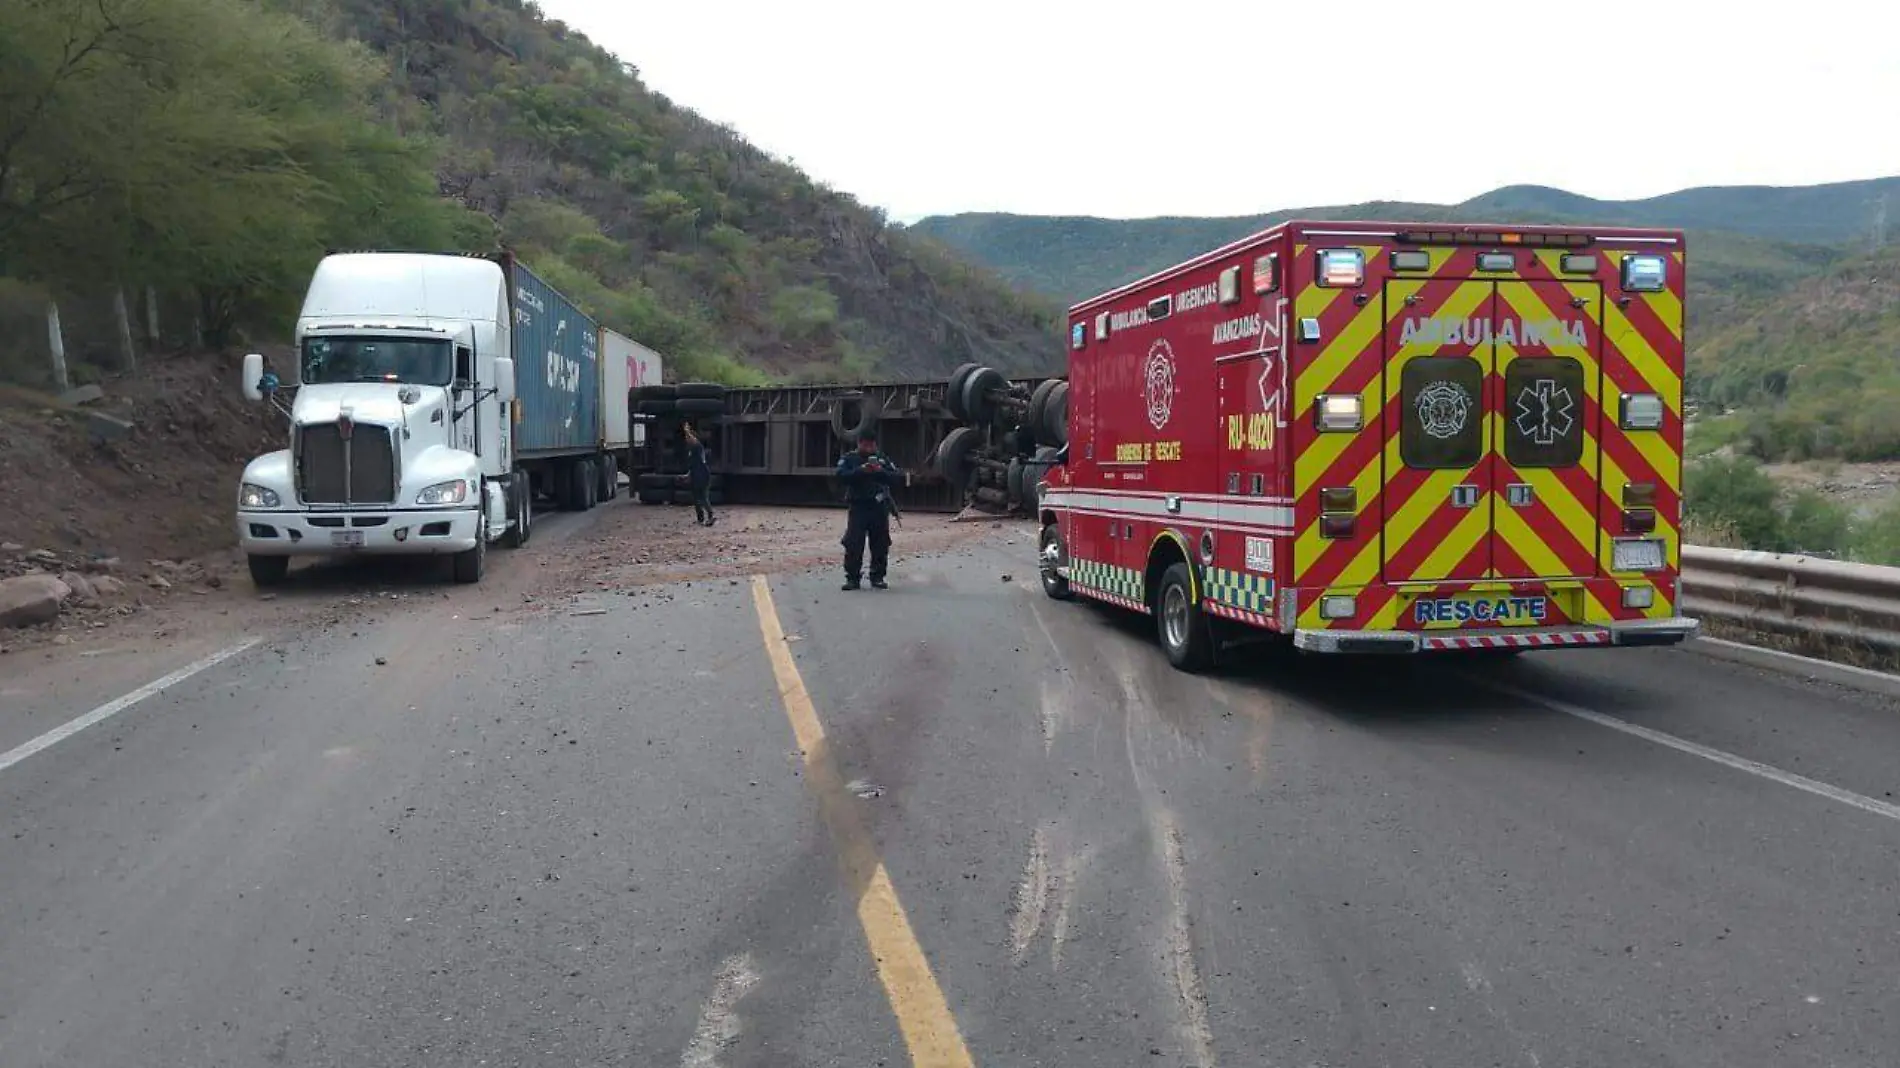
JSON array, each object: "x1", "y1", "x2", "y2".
[
  {"x1": 1381, "y1": 279, "x2": 1496, "y2": 583},
  {"x1": 1491, "y1": 280, "x2": 1602, "y2": 579}
]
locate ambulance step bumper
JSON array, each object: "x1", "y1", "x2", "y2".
[{"x1": 1293, "y1": 617, "x2": 1700, "y2": 655}]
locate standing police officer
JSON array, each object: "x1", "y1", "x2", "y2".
[{"x1": 836, "y1": 429, "x2": 906, "y2": 590}]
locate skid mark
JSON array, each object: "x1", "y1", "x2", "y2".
[
  {"x1": 1156, "y1": 812, "x2": 1218, "y2": 1068},
  {"x1": 1049, "y1": 847, "x2": 1086, "y2": 972},
  {"x1": 1008, "y1": 827, "x2": 1053, "y2": 963},
  {"x1": 680, "y1": 953, "x2": 761, "y2": 1068}
]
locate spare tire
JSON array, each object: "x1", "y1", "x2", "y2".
[
  {"x1": 1038, "y1": 380, "x2": 1070, "y2": 448},
  {"x1": 633, "y1": 384, "x2": 678, "y2": 401},
  {"x1": 829, "y1": 393, "x2": 884, "y2": 441},
  {"x1": 677, "y1": 382, "x2": 726, "y2": 400},
  {"x1": 676, "y1": 397, "x2": 725, "y2": 418},
  {"x1": 934, "y1": 426, "x2": 981, "y2": 489},
  {"x1": 961, "y1": 366, "x2": 1008, "y2": 426},
  {"x1": 944, "y1": 362, "x2": 981, "y2": 422}
]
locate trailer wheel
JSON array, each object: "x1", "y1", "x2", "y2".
[
  {"x1": 1038, "y1": 524, "x2": 1072, "y2": 601},
  {"x1": 1038, "y1": 380, "x2": 1070, "y2": 448},
  {"x1": 933, "y1": 426, "x2": 981, "y2": 490},
  {"x1": 1005, "y1": 458, "x2": 1026, "y2": 506},
  {"x1": 502, "y1": 469, "x2": 532, "y2": 548},
  {"x1": 637, "y1": 489, "x2": 669, "y2": 505},
  {"x1": 450, "y1": 529, "x2": 485, "y2": 584},
  {"x1": 633, "y1": 384, "x2": 678, "y2": 402},
  {"x1": 1155, "y1": 562, "x2": 1215, "y2": 672},
  {"x1": 944, "y1": 363, "x2": 981, "y2": 422},
  {"x1": 581, "y1": 459, "x2": 601, "y2": 510},
  {"x1": 676, "y1": 382, "x2": 726, "y2": 400},
  {"x1": 635, "y1": 399, "x2": 678, "y2": 417},
  {"x1": 596, "y1": 454, "x2": 618, "y2": 501},
  {"x1": 961, "y1": 366, "x2": 1008, "y2": 426},
  {"x1": 828, "y1": 393, "x2": 883, "y2": 441},
  {"x1": 247, "y1": 554, "x2": 289, "y2": 588},
  {"x1": 676, "y1": 398, "x2": 725, "y2": 419}
]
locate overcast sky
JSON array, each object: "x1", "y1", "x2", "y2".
[{"x1": 534, "y1": 0, "x2": 1898, "y2": 223}]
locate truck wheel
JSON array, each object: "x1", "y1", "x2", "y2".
[
  {"x1": 1155, "y1": 562, "x2": 1215, "y2": 672},
  {"x1": 247, "y1": 554, "x2": 289, "y2": 588},
  {"x1": 579, "y1": 459, "x2": 599, "y2": 510},
  {"x1": 944, "y1": 362, "x2": 980, "y2": 422},
  {"x1": 1038, "y1": 525, "x2": 1072, "y2": 601},
  {"x1": 676, "y1": 398, "x2": 725, "y2": 418},
  {"x1": 934, "y1": 426, "x2": 981, "y2": 490},
  {"x1": 633, "y1": 384, "x2": 678, "y2": 402},
  {"x1": 637, "y1": 489, "x2": 668, "y2": 505},
  {"x1": 677, "y1": 382, "x2": 726, "y2": 400},
  {"x1": 502, "y1": 470, "x2": 532, "y2": 548},
  {"x1": 1040, "y1": 381, "x2": 1070, "y2": 448},
  {"x1": 1006, "y1": 458, "x2": 1026, "y2": 505},
  {"x1": 961, "y1": 366, "x2": 1008, "y2": 426},
  {"x1": 450, "y1": 531, "x2": 486, "y2": 584},
  {"x1": 635, "y1": 399, "x2": 678, "y2": 417},
  {"x1": 829, "y1": 393, "x2": 883, "y2": 441},
  {"x1": 596, "y1": 455, "x2": 618, "y2": 501}
]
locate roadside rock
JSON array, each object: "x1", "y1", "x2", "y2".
[
  {"x1": 0, "y1": 574, "x2": 72, "y2": 628},
  {"x1": 91, "y1": 575, "x2": 128, "y2": 599},
  {"x1": 58, "y1": 571, "x2": 98, "y2": 602}
]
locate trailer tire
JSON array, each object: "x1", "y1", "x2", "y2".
[
  {"x1": 1155, "y1": 562, "x2": 1215, "y2": 672},
  {"x1": 582, "y1": 459, "x2": 601, "y2": 510},
  {"x1": 638, "y1": 489, "x2": 669, "y2": 505},
  {"x1": 633, "y1": 384, "x2": 678, "y2": 401},
  {"x1": 828, "y1": 393, "x2": 883, "y2": 441},
  {"x1": 676, "y1": 398, "x2": 725, "y2": 419},
  {"x1": 635, "y1": 399, "x2": 678, "y2": 417},
  {"x1": 247, "y1": 554, "x2": 289, "y2": 588},
  {"x1": 450, "y1": 530, "x2": 486, "y2": 584},
  {"x1": 672, "y1": 489, "x2": 695, "y2": 506},
  {"x1": 1006, "y1": 458, "x2": 1026, "y2": 506},
  {"x1": 961, "y1": 366, "x2": 1008, "y2": 426},
  {"x1": 934, "y1": 426, "x2": 981, "y2": 490},
  {"x1": 596, "y1": 454, "x2": 618, "y2": 501},
  {"x1": 1037, "y1": 380, "x2": 1070, "y2": 447},
  {"x1": 945, "y1": 362, "x2": 981, "y2": 422},
  {"x1": 676, "y1": 382, "x2": 726, "y2": 400}
]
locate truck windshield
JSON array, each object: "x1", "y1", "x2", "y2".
[{"x1": 300, "y1": 336, "x2": 452, "y2": 386}]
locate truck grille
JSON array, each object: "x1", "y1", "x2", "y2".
[{"x1": 296, "y1": 421, "x2": 397, "y2": 504}]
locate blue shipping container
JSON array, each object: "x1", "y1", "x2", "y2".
[{"x1": 502, "y1": 254, "x2": 601, "y2": 456}]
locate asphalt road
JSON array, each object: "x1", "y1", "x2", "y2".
[{"x1": 3, "y1": 523, "x2": 1899, "y2": 1067}]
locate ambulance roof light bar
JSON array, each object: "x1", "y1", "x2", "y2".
[{"x1": 1396, "y1": 229, "x2": 1595, "y2": 248}]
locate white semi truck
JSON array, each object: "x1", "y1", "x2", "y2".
[{"x1": 234, "y1": 251, "x2": 651, "y2": 587}]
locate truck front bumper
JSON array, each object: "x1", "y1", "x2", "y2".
[
  {"x1": 1292, "y1": 617, "x2": 1700, "y2": 655},
  {"x1": 238, "y1": 508, "x2": 481, "y2": 557}
]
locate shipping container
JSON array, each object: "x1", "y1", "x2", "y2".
[
  {"x1": 600, "y1": 327, "x2": 663, "y2": 451},
  {"x1": 500, "y1": 253, "x2": 600, "y2": 458}
]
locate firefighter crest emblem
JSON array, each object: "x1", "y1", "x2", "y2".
[
  {"x1": 1144, "y1": 340, "x2": 1176, "y2": 431},
  {"x1": 1416, "y1": 380, "x2": 1472, "y2": 439}
]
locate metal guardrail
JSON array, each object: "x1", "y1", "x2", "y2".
[{"x1": 1681, "y1": 545, "x2": 1900, "y2": 655}]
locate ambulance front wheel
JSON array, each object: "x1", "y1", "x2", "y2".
[
  {"x1": 1156, "y1": 562, "x2": 1216, "y2": 672},
  {"x1": 1038, "y1": 524, "x2": 1072, "y2": 601}
]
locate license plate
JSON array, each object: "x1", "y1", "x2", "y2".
[
  {"x1": 330, "y1": 529, "x2": 365, "y2": 548},
  {"x1": 1413, "y1": 593, "x2": 1548, "y2": 626}
]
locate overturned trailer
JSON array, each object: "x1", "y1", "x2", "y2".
[{"x1": 627, "y1": 368, "x2": 1065, "y2": 515}]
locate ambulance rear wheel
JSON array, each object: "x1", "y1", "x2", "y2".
[
  {"x1": 1156, "y1": 562, "x2": 1215, "y2": 672},
  {"x1": 1038, "y1": 525, "x2": 1072, "y2": 601}
]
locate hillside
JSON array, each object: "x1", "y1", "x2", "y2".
[
  {"x1": 0, "y1": 0, "x2": 1060, "y2": 389},
  {"x1": 1689, "y1": 243, "x2": 1900, "y2": 463},
  {"x1": 908, "y1": 180, "x2": 1882, "y2": 313}
]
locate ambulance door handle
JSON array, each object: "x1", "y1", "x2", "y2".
[
  {"x1": 1451, "y1": 484, "x2": 1479, "y2": 508},
  {"x1": 1507, "y1": 483, "x2": 1535, "y2": 507},
  {"x1": 1165, "y1": 496, "x2": 1182, "y2": 514}
]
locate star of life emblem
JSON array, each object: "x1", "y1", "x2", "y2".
[{"x1": 1514, "y1": 379, "x2": 1576, "y2": 446}]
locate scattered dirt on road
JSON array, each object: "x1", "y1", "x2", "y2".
[{"x1": 1, "y1": 500, "x2": 1011, "y2": 662}]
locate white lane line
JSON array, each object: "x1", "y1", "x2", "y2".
[
  {"x1": 0, "y1": 639, "x2": 261, "y2": 776},
  {"x1": 680, "y1": 953, "x2": 761, "y2": 1068},
  {"x1": 1485, "y1": 680, "x2": 1900, "y2": 824}
]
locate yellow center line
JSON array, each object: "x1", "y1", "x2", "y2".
[{"x1": 749, "y1": 575, "x2": 976, "y2": 1068}]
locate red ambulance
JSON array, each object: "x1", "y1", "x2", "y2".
[{"x1": 1035, "y1": 221, "x2": 1698, "y2": 670}]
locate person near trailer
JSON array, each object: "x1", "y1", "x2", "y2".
[
  {"x1": 835, "y1": 429, "x2": 907, "y2": 591},
  {"x1": 678, "y1": 423, "x2": 716, "y2": 526}
]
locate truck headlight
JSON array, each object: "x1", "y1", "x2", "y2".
[
  {"x1": 416, "y1": 479, "x2": 470, "y2": 506},
  {"x1": 239, "y1": 483, "x2": 280, "y2": 508}
]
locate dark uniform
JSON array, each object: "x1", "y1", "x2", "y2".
[
  {"x1": 684, "y1": 435, "x2": 714, "y2": 526},
  {"x1": 836, "y1": 437, "x2": 904, "y2": 590}
]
